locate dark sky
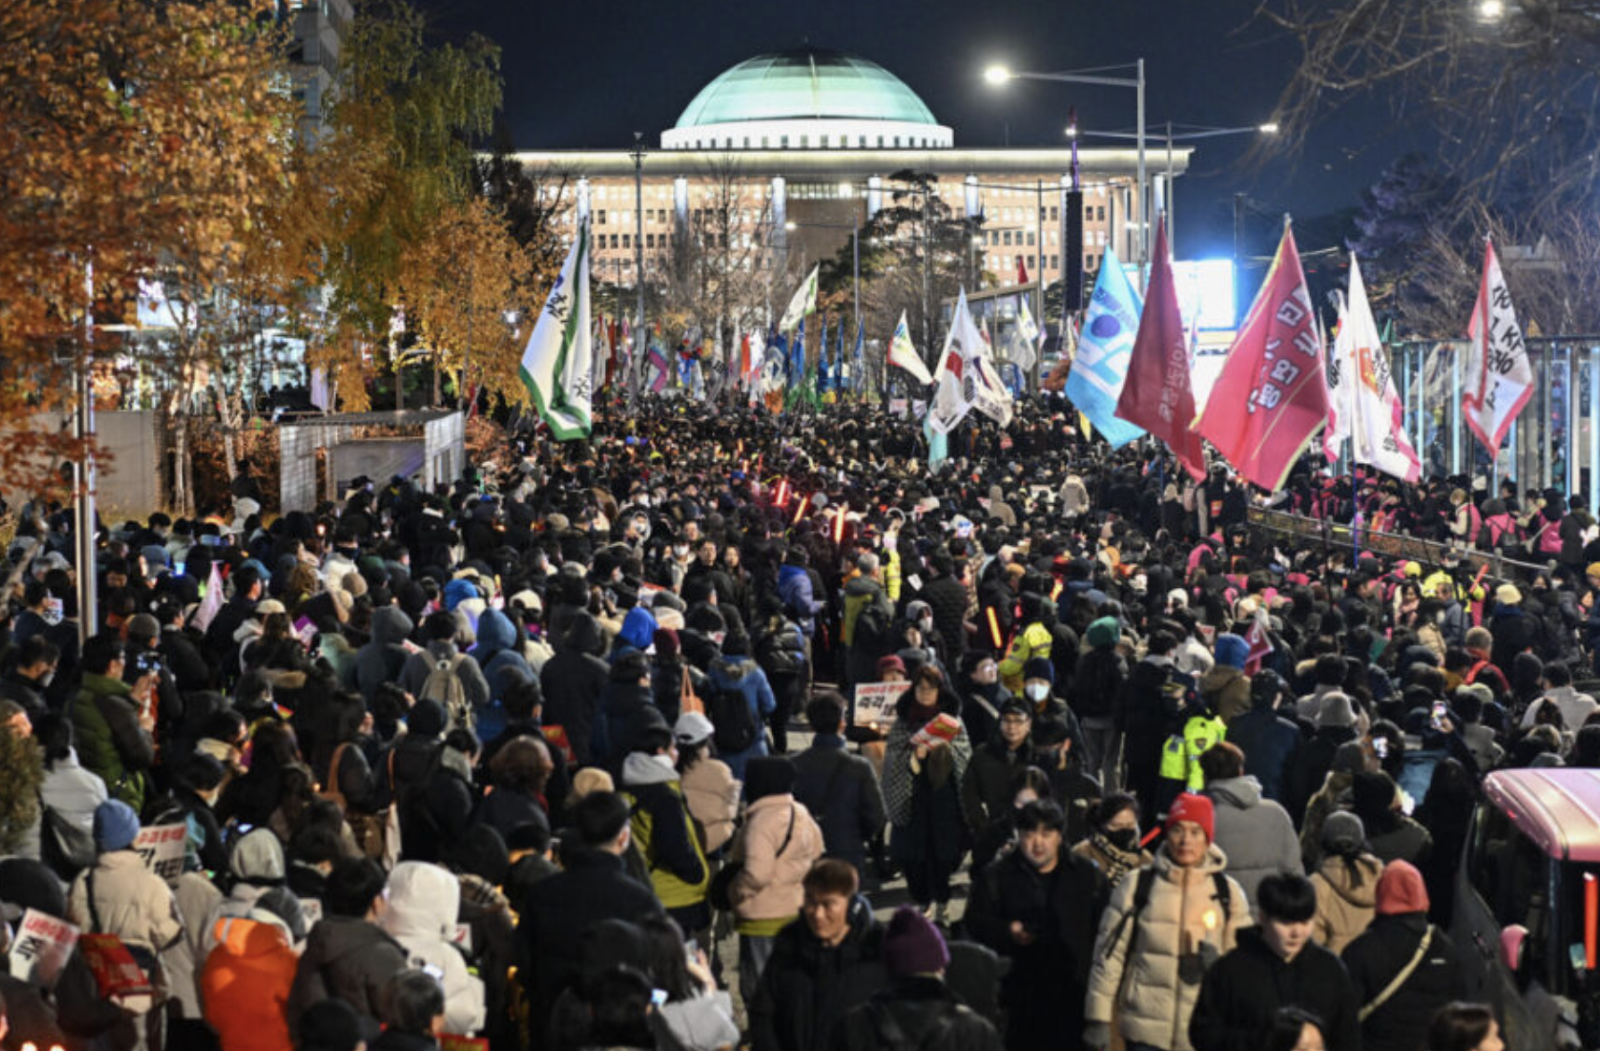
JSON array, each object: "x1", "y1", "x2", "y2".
[{"x1": 421, "y1": 0, "x2": 1403, "y2": 262}]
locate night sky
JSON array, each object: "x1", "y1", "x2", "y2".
[{"x1": 420, "y1": 0, "x2": 1403, "y2": 263}]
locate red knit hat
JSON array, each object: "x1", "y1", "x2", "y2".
[
  {"x1": 1375, "y1": 860, "x2": 1430, "y2": 915},
  {"x1": 1166, "y1": 793, "x2": 1215, "y2": 842}
]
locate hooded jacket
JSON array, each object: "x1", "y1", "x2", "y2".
[
  {"x1": 472, "y1": 608, "x2": 534, "y2": 703},
  {"x1": 1188, "y1": 927, "x2": 1362, "y2": 1051},
  {"x1": 287, "y1": 913, "x2": 408, "y2": 1035},
  {"x1": 730, "y1": 794, "x2": 825, "y2": 925},
  {"x1": 747, "y1": 895, "x2": 888, "y2": 1051},
  {"x1": 540, "y1": 611, "x2": 612, "y2": 766},
  {"x1": 778, "y1": 562, "x2": 824, "y2": 637},
  {"x1": 1086, "y1": 845, "x2": 1253, "y2": 1051},
  {"x1": 1341, "y1": 872, "x2": 1466, "y2": 1051},
  {"x1": 399, "y1": 639, "x2": 490, "y2": 718},
  {"x1": 1198, "y1": 665, "x2": 1252, "y2": 725},
  {"x1": 356, "y1": 607, "x2": 414, "y2": 702},
  {"x1": 380, "y1": 862, "x2": 486, "y2": 1035},
  {"x1": 680, "y1": 753, "x2": 741, "y2": 855},
  {"x1": 1203, "y1": 776, "x2": 1304, "y2": 907},
  {"x1": 201, "y1": 909, "x2": 298, "y2": 1051},
  {"x1": 620, "y1": 752, "x2": 710, "y2": 909},
  {"x1": 1310, "y1": 854, "x2": 1382, "y2": 954}
]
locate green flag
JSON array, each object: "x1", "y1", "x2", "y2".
[{"x1": 518, "y1": 223, "x2": 593, "y2": 439}]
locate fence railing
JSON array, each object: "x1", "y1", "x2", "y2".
[{"x1": 1247, "y1": 507, "x2": 1552, "y2": 582}]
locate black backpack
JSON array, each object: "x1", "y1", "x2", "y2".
[
  {"x1": 1102, "y1": 866, "x2": 1232, "y2": 961},
  {"x1": 707, "y1": 665, "x2": 760, "y2": 754},
  {"x1": 853, "y1": 601, "x2": 891, "y2": 656}
]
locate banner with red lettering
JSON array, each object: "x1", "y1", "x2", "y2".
[
  {"x1": 1462, "y1": 238, "x2": 1533, "y2": 454},
  {"x1": 1196, "y1": 222, "x2": 1329, "y2": 492},
  {"x1": 1114, "y1": 216, "x2": 1206, "y2": 481}
]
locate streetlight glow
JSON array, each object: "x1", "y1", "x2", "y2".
[
  {"x1": 1478, "y1": 0, "x2": 1504, "y2": 19},
  {"x1": 983, "y1": 65, "x2": 1012, "y2": 86},
  {"x1": 1258, "y1": 122, "x2": 1280, "y2": 134},
  {"x1": 784, "y1": 221, "x2": 798, "y2": 231}
]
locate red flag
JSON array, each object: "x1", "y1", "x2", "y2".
[
  {"x1": 1114, "y1": 216, "x2": 1206, "y2": 481},
  {"x1": 739, "y1": 332, "x2": 752, "y2": 385},
  {"x1": 1243, "y1": 612, "x2": 1274, "y2": 675},
  {"x1": 1196, "y1": 222, "x2": 1329, "y2": 492},
  {"x1": 604, "y1": 320, "x2": 617, "y2": 391},
  {"x1": 1016, "y1": 255, "x2": 1029, "y2": 285}
]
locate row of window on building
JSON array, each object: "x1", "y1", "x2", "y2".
[
  {"x1": 674, "y1": 133, "x2": 943, "y2": 150},
  {"x1": 585, "y1": 201, "x2": 1111, "y2": 229}
]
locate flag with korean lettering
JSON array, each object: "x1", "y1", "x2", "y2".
[
  {"x1": 1115, "y1": 219, "x2": 1205, "y2": 479},
  {"x1": 1067, "y1": 248, "x2": 1145, "y2": 448},
  {"x1": 1196, "y1": 221, "x2": 1330, "y2": 492},
  {"x1": 1462, "y1": 238, "x2": 1533, "y2": 454},
  {"x1": 1339, "y1": 254, "x2": 1420, "y2": 481}
]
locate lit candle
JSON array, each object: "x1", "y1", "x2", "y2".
[{"x1": 1203, "y1": 910, "x2": 1217, "y2": 933}]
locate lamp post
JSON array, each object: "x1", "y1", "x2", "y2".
[
  {"x1": 630, "y1": 133, "x2": 646, "y2": 405},
  {"x1": 1070, "y1": 121, "x2": 1278, "y2": 248},
  {"x1": 985, "y1": 61, "x2": 1147, "y2": 275}
]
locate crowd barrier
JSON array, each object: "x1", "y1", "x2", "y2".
[{"x1": 1246, "y1": 507, "x2": 1553, "y2": 583}]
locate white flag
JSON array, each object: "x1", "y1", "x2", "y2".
[
  {"x1": 1011, "y1": 296, "x2": 1039, "y2": 373},
  {"x1": 928, "y1": 290, "x2": 1012, "y2": 433},
  {"x1": 519, "y1": 223, "x2": 594, "y2": 439},
  {"x1": 888, "y1": 311, "x2": 934, "y2": 385},
  {"x1": 1323, "y1": 291, "x2": 1352, "y2": 463},
  {"x1": 1338, "y1": 255, "x2": 1420, "y2": 481},
  {"x1": 191, "y1": 563, "x2": 224, "y2": 634},
  {"x1": 779, "y1": 265, "x2": 819, "y2": 333},
  {"x1": 1462, "y1": 238, "x2": 1532, "y2": 454}
]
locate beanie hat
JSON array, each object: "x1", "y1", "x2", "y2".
[
  {"x1": 1316, "y1": 691, "x2": 1357, "y2": 729},
  {"x1": 93, "y1": 799, "x2": 141, "y2": 852},
  {"x1": 570, "y1": 767, "x2": 614, "y2": 800},
  {"x1": 1214, "y1": 633, "x2": 1249, "y2": 670},
  {"x1": 254, "y1": 886, "x2": 308, "y2": 943},
  {"x1": 744, "y1": 757, "x2": 796, "y2": 802},
  {"x1": 1320, "y1": 811, "x2": 1366, "y2": 857},
  {"x1": 126, "y1": 613, "x2": 160, "y2": 641},
  {"x1": 1374, "y1": 859, "x2": 1430, "y2": 915},
  {"x1": 1495, "y1": 583, "x2": 1522, "y2": 606},
  {"x1": 408, "y1": 698, "x2": 448, "y2": 738},
  {"x1": 1086, "y1": 616, "x2": 1121, "y2": 648},
  {"x1": 875, "y1": 654, "x2": 907, "y2": 677},
  {"x1": 1022, "y1": 657, "x2": 1055, "y2": 685},
  {"x1": 653, "y1": 628, "x2": 681, "y2": 661},
  {"x1": 1587, "y1": 563, "x2": 1600, "y2": 580},
  {"x1": 1166, "y1": 792, "x2": 1215, "y2": 842},
  {"x1": 882, "y1": 905, "x2": 950, "y2": 977}
]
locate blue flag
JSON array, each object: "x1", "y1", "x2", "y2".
[
  {"x1": 790, "y1": 318, "x2": 806, "y2": 386},
  {"x1": 1064, "y1": 248, "x2": 1146, "y2": 448},
  {"x1": 852, "y1": 320, "x2": 865, "y2": 395},
  {"x1": 817, "y1": 316, "x2": 831, "y2": 396}
]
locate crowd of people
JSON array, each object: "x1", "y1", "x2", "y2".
[{"x1": 0, "y1": 396, "x2": 1571, "y2": 1051}]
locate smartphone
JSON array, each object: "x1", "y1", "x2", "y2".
[
  {"x1": 651, "y1": 988, "x2": 669, "y2": 1006},
  {"x1": 1430, "y1": 701, "x2": 1448, "y2": 731},
  {"x1": 1372, "y1": 736, "x2": 1389, "y2": 759},
  {"x1": 684, "y1": 938, "x2": 699, "y2": 963},
  {"x1": 174, "y1": 561, "x2": 185, "y2": 576}
]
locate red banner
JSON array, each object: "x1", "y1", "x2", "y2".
[
  {"x1": 1196, "y1": 223, "x2": 1329, "y2": 492},
  {"x1": 1114, "y1": 217, "x2": 1206, "y2": 481}
]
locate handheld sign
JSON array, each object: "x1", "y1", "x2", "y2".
[{"x1": 853, "y1": 681, "x2": 909, "y2": 730}]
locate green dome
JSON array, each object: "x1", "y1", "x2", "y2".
[{"x1": 675, "y1": 50, "x2": 939, "y2": 128}]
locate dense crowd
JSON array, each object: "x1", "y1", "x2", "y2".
[{"x1": 1, "y1": 397, "x2": 1574, "y2": 1051}]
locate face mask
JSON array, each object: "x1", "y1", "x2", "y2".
[
  {"x1": 612, "y1": 568, "x2": 624, "y2": 584},
  {"x1": 882, "y1": 534, "x2": 897, "y2": 552},
  {"x1": 1107, "y1": 827, "x2": 1140, "y2": 851},
  {"x1": 710, "y1": 631, "x2": 726, "y2": 646},
  {"x1": 918, "y1": 616, "x2": 934, "y2": 634},
  {"x1": 673, "y1": 545, "x2": 689, "y2": 558},
  {"x1": 39, "y1": 669, "x2": 55, "y2": 688},
  {"x1": 41, "y1": 598, "x2": 64, "y2": 626},
  {"x1": 1025, "y1": 683, "x2": 1050, "y2": 702}
]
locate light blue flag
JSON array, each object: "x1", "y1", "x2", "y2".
[
  {"x1": 1063, "y1": 248, "x2": 1146, "y2": 448},
  {"x1": 790, "y1": 318, "x2": 805, "y2": 385},
  {"x1": 924, "y1": 412, "x2": 948, "y2": 471},
  {"x1": 852, "y1": 320, "x2": 865, "y2": 396}
]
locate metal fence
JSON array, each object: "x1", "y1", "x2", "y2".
[
  {"x1": 1390, "y1": 338, "x2": 1600, "y2": 514},
  {"x1": 1247, "y1": 507, "x2": 1551, "y2": 582}
]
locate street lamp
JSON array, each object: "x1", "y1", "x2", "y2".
[
  {"x1": 1072, "y1": 121, "x2": 1278, "y2": 247},
  {"x1": 985, "y1": 60, "x2": 1147, "y2": 275}
]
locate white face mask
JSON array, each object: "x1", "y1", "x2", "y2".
[
  {"x1": 39, "y1": 669, "x2": 55, "y2": 688},
  {"x1": 918, "y1": 616, "x2": 934, "y2": 634},
  {"x1": 1025, "y1": 683, "x2": 1050, "y2": 702},
  {"x1": 673, "y1": 545, "x2": 689, "y2": 559}
]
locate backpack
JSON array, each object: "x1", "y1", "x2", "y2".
[
  {"x1": 1537, "y1": 516, "x2": 1565, "y2": 557},
  {"x1": 1102, "y1": 866, "x2": 1233, "y2": 962},
  {"x1": 706, "y1": 665, "x2": 760, "y2": 754},
  {"x1": 420, "y1": 653, "x2": 473, "y2": 731},
  {"x1": 853, "y1": 601, "x2": 891, "y2": 656}
]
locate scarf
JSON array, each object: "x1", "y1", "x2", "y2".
[{"x1": 1088, "y1": 831, "x2": 1145, "y2": 886}]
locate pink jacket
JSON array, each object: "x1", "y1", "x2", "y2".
[{"x1": 730, "y1": 794, "x2": 824, "y2": 922}]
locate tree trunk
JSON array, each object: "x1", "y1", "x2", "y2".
[{"x1": 172, "y1": 411, "x2": 192, "y2": 518}]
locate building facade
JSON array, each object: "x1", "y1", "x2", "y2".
[{"x1": 512, "y1": 49, "x2": 1189, "y2": 297}]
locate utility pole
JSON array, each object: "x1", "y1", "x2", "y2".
[
  {"x1": 922, "y1": 183, "x2": 933, "y2": 369},
  {"x1": 631, "y1": 133, "x2": 646, "y2": 404},
  {"x1": 75, "y1": 260, "x2": 98, "y2": 642}
]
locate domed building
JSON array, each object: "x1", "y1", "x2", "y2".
[{"x1": 512, "y1": 47, "x2": 1186, "y2": 357}]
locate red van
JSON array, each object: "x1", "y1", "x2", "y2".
[{"x1": 1453, "y1": 768, "x2": 1600, "y2": 1050}]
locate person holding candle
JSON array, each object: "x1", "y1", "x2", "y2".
[{"x1": 1083, "y1": 793, "x2": 1252, "y2": 1051}]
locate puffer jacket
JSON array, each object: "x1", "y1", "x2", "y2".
[
  {"x1": 201, "y1": 912, "x2": 297, "y2": 1051},
  {"x1": 730, "y1": 794, "x2": 824, "y2": 926},
  {"x1": 356, "y1": 607, "x2": 413, "y2": 702},
  {"x1": 680, "y1": 755, "x2": 741, "y2": 854},
  {"x1": 379, "y1": 863, "x2": 486, "y2": 1036},
  {"x1": 997, "y1": 621, "x2": 1052, "y2": 694},
  {"x1": 777, "y1": 563, "x2": 824, "y2": 637},
  {"x1": 472, "y1": 608, "x2": 534, "y2": 704},
  {"x1": 705, "y1": 655, "x2": 776, "y2": 781},
  {"x1": 70, "y1": 673, "x2": 154, "y2": 813},
  {"x1": 540, "y1": 612, "x2": 612, "y2": 766},
  {"x1": 621, "y1": 752, "x2": 710, "y2": 909},
  {"x1": 287, "y1": 915, "x2": 408, "y2": 1035},
  {"x1": 69, "y1": 849, "x2": 184, "y2": 955},
  {"x1": 1203, "y1": 776, "x2": 1303, "y2": 907},
  {"x1": 1085, "y1": 845, "x2": 1253, "y2": 1051},
  {"x1": 1310, "y1": 854, "x2": 1381, "y2": 954}
]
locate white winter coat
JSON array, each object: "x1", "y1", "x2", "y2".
[{"x1": 380, "y1": 861, "x2": 486, "y2": 1035}]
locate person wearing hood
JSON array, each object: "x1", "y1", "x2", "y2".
[
  {"x1": 1308, "y1": 812, "x2": 1381, "y2": 954},
  {"x1": 695, "y1": 607, "x2": 777, "y2": 781},
  {"x1": 748, "y1": 859, "x2": 888, "y2": 1051},
  {"x1": 1340, "y1": 861, "x2": 1466, "y2": 1051},
  {"x1": 379, "y1": 862, "x2": 487, "y2": 1036},
  {"x1": 201, "y1": 885, "x2": 305, "y2": 1051},
  {"x1": 1188, "y1": 873, "x2": 1362, "y2": 1051},
  {"x1": 540, "y1": 609, "x2": 611, "y2": 766},
  {"x1": 609, "y1": 605, "x2": 658, "y2": 666},
  {"x1": 1071, "y1": 615, "x2": 1128, "y2": 790},
  {"x1": 965, "y1": 799, "x2": 1109, "y2": 1051},
  {"x1": 1286, "y1": 692, "x2": 1363, "y2": 827},
  {"x1": 998, "y1": 592, "x2": 1054, "y2": 695},
  {"x1": 729, "y1": 757, "x2": 825, "y2": 1004},
  {"x1": 1085, "y1": 794, "x2": 1253, "y2": 1051},
  {"x1": 398, "y1": 611, "x2": 490, "y2": 730},
  {"x1": 1299, "y1": 741, "x2": 1372, "y2": 868},
  {"x1": 1200, "y1": 742, "x2": 1303, "y2": 908},
  {"x1": 621, "y1": 723, "x2": 712, "y2": 939},
  {"x1": 777, "y1": 545, "x2": 826, "y2": 640},
  {"x1": 597, "y1": 650, "x2": 662, "y2": 771},
  {"x1": 288, "y1": 857, "x2": 409, "y2": 1037},
  {"x1": 201, "y1": 827, "x2": 291, "y2": 951},
  {"x1": 1222, "y1": 670, "x2": 1300, "y2": 804},
  {"x1": 1200, "y1": 633, "x2": 1253, "y2": 726},
  {"x1": 1487, "y1": 584, "x2": 1537, "y2": 684},
  {"x1": 470, "y1": 606, "x2": 535, "y2": 712}
]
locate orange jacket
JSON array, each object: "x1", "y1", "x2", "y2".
[{"x1": 200, "y1": 916, "x2": 297, "y2": 1051}]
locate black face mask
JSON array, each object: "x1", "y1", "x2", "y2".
[{"x1": 1106, "y1": 827, "x2": 1140, "y2": 852}]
